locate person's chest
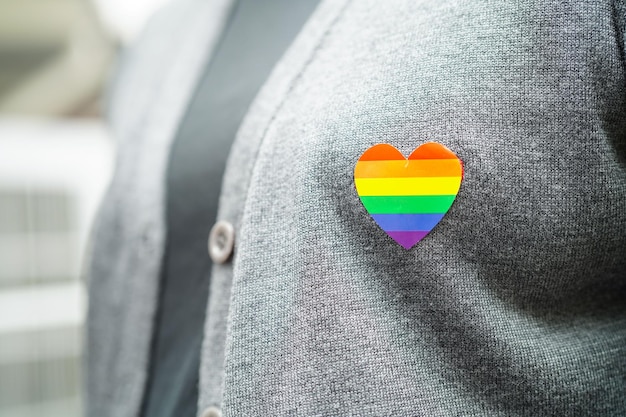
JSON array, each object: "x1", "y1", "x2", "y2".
[{"x1": 95, "y1": 1, "x2": 626, "y2": 416}]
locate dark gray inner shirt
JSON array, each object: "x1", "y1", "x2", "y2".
[{"x1": 140, "y1": 1, "x2": 320, "y2": 416}]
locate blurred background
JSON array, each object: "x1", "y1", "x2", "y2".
[{"x1": 0, "y1": 0, "x2": 167, "y2": 415}]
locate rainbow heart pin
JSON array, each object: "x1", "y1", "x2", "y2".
[{"x1": 354, "y1": 142, "x2": 463, "y2": 249}]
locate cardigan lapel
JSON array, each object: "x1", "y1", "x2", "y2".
[{"x1": 86, "y1": 0, "x2": 235, "y2": 415}]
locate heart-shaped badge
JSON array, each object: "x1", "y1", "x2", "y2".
[{"x1": 354, "y1": 142, "x2": 463, "y2": 249}]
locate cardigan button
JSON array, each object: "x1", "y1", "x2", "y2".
[
  {"x1": 199, "y1": 406, "x2": 222, "y2": 417},
  {"x1": 208, "y1": 220, "x2": 234, "y2": 264}
]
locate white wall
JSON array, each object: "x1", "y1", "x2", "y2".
[{"x1": 0, "y1": 119, "x2": 113, "y2": 417}]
